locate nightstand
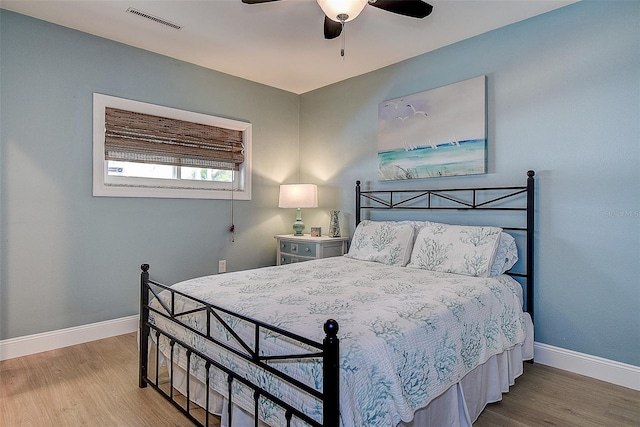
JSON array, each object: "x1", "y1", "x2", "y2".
[{"x1": 275, "y1": 234, "x2": 350, "y2": 265}]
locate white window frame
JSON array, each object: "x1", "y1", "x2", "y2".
[{"x1": 93, "y1": 93, "x2": 251, "y2": 200}]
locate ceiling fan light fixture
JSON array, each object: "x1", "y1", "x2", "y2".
[{"x1": 317, "y1": 0, "x2": 368, "y2": 23}]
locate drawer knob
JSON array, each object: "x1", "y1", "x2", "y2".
[
  {"x1": 281, "y1": 244, "x2": 286, "y2": 248},
  {"x1": 305, "y1": 247, "x2": 311, "y2": 252}
]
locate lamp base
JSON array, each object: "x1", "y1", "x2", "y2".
[
  {"x1": 292, "y1": 208, "x2": 305, "y2": 235},
  {"x1": 292, "y1": 220, "x2": 305, "y2": 236}
]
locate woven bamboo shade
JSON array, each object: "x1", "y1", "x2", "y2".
[{"x1": 104, "y1": 108, "x2": 244, "y2": 171}]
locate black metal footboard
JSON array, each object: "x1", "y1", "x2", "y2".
[{"x1": 139, "y1": 264, "x2": 340, "y2": 427}]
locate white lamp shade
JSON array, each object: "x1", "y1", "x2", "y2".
[
  {"x1": 317, "y1": 0, "x2": 368, "y2": 22},
  {"x1": 278, "y1": 184, "x2": 318, "y2": 209}
]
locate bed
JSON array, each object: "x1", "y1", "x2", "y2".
[{"x1": 139, "y1": 171, "x2": 536, "y2": 427}]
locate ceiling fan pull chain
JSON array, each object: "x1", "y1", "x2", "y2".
[{"x1": 341, "y1": 20, "x2": 346, "y2": 57}]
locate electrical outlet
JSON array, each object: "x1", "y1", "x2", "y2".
[{"x1": 218, "y1": 260, "x2": 226, "y2": 273}]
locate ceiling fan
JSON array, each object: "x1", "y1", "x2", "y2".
[{"x1": 241, "y1": 0, "x2": 433, "y2": 41}]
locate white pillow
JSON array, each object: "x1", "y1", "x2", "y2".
[
  {"x1": 407, "y1": 222, "x2": 502, "y2": 277},
  {"x1": 489, "y1": 232, "x2": 519, "y2": 276},
  {"x1": 345, "y1": 220, "x2": 415, "y2": 266}
]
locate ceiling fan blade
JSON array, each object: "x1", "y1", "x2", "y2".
[
  {"x1": 241, "y1": 0, "x2": 281, "y2": 4},
  {"x1": 368, "y1": 0, "x2": 433, "y2": 19},
  {"x1": 324, "y1": 16, "x2": 342, "y2": 40}
]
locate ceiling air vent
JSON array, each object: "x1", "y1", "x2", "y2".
[{"x1": 126, "y1": 8, "x2": 182, "y2": 30}]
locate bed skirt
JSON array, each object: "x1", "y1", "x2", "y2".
[
  {"x1": 400, "y1": 314, "x2": 533, "y2": 427},
  {"x1": 156, "y1": 314, "x2": 533, "y2": 427}
]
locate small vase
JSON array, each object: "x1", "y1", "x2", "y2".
[{"x1": 329, "y1": 210, "x2": 341, "y2": 237}]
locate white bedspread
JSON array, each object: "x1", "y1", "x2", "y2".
[{"x1": 149, "y1": 256, "x2": 529, "y2": 427}]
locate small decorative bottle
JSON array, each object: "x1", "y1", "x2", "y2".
[{"x1": 329, "y1": 210, "x2": 341, "y2": 237}]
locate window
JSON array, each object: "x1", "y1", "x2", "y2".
[{"x1": 93, "y1": 93, "x2": 251, "y2": 200}]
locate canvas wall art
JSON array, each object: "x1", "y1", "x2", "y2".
[{"x1": 378, "y1": 76, "x2": 487, "y2": 180}]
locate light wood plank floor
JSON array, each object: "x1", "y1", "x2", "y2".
[{"x1": 1, "y1": 333, "x2": 638, "y2": 426}]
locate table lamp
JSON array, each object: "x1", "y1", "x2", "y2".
[{"x1": 278, "y1": 184, "x2": 318, "y2": 236}]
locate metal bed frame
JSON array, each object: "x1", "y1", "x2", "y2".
[
  {"x1": 139, "y1": 269, "x2": 340, "y2": 427},
  {"x1": 138, "y1": 170, "x2": 535, "y2": 427}
]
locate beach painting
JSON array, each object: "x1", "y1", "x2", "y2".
[{"x1": 378, "y1": 76, "x2": 487, "y2": 180}]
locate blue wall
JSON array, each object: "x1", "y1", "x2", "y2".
[
  {"x1": 299, "y1": 1, "x2": 640, "y2": 366},
  {"x1": 2, "y1": 1, "x2": 639, "y2": 368},
  {"x1": 0, "y1": 10, "x2": 300, "y2": 339}
]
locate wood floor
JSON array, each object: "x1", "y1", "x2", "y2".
[{"x1": 1, "y1": 333, "x2": 638, "y2": 426}]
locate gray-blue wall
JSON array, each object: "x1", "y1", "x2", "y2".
[
  {"x1": 0, "y1": 10, "x2": 300, "y2": 339},
  {"x1": 299, "y1": 1, "x2": 639, "y2": 366},
  {"x1": 2, "y1": 1, "x2": 639, "y2": 367}
]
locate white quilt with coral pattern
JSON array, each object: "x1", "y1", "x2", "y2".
[{"x1": 149, "y1": 256, "x2": 528, "y2": 427}]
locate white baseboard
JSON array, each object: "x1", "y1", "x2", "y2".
[
  {"x1": 2, "y1": 318, "x2": 638, "y2": 391},
  {"x1": 0, "y1": 315, "x2": 139, "y2": 361},
  {"x1": 534, "y1": 342, "x2": 640, "y2": 391}
]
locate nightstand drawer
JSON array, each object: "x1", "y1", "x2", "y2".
[
  {"x1": 275, "y1": 234, "x2": 350, "y2": 266},
  {"x1": 279, "y1": 241, "x2": 317, "y2": 257},
  {"x1": 295, "y1": 242, "x2": 317, "y2": 257},
  {"x1": 279, "y1": 254, "x2": 305, "y2": 265}
]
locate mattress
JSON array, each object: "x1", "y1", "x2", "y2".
[{"x1": 148, "y1": 256, "x2": 532, "y2": 426}]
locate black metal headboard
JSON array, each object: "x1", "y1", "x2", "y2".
[{"x1": 356, "y1": 170, "x2": 535, "y2": 322}]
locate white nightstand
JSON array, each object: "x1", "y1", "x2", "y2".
[{"x1": 275, "y1": 234, "x2": 350, "y2": 265}]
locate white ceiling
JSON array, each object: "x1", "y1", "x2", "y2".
[{"x1": 1, "y1": 0, "x2": 577, "y2": 94}]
